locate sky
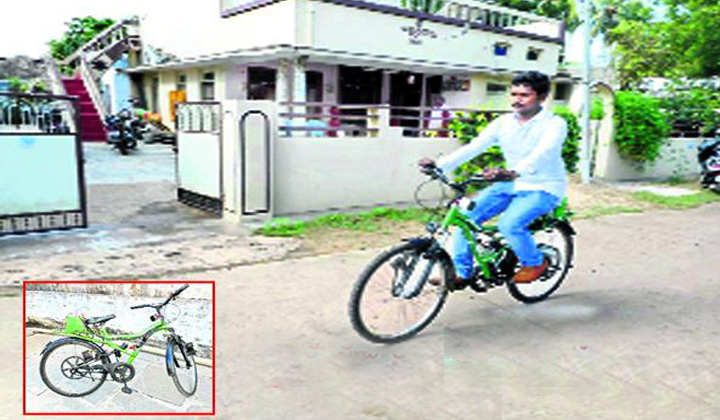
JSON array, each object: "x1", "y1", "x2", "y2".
[{"x1": 0, "y1": 1, "x2": 176, "y2": 58}]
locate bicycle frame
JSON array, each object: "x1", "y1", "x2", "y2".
[
  {"x1": 438, "y1": 197, "x2": 571, "y2": 280},
  {"x1": 58, "y1": 319, "x2": 174, "y2": 365}
]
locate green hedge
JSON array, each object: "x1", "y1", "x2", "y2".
[{"x1": 614, "y1": 91, "x2": 670, "y2": 165}]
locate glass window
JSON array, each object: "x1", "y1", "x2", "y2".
[
  {"x1": 487, "y1": 83, "x2": 508, "y2": 94},
  {"x1": 176, "y1": 73, "x2": 187, "y2": 92},
  {"x1": 527, "y1": 48, "x2": 542, "y2": 61},
  {"x1": 553, "y1": 82, "x2": 571, "y2": 101},
  {"x1": 247, "y1": 67, "x2": 276, "y2": 100},
  {"x1": 494, "y1": 43, "x2": 509, "y2": 56},
  {"x1": 200, "y1": 72, "x2": 215, "y2": 101}
]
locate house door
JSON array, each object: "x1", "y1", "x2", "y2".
[{"x1": 390, "y1": 71, "x2": 424, "y2": 134}]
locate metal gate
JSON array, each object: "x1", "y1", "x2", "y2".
[
  {"x1": 0, "y1": 92, "x2": 87, "y2": 236},
  {"x1": 175, "y1": 102, "x2": 223, "y2": 216}
]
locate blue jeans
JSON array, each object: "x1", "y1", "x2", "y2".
[{"x1": 450, "y1": 182, "x2": 559, "y2": 279}]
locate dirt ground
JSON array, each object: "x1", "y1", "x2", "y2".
[{"x1": 291, "y1": 174, "x2": 662, "y2": 258}]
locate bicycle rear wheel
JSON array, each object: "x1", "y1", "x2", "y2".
[
  {"x1": 506, "y1": 225, "x2": 574, "y2": 304},
  {"x1": 39, "y1": 339, "x2": 108, "y2": 397},
  {"x1": 167, "y1": 338, "x2": 198, "y2": 397},
  {"x1": 349, "y1": 241, "x2": 450, "y2": 343}
]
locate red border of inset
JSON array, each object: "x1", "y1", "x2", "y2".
[{"x1": 23, "y1": 280, "x2": 216, "y2": 416}]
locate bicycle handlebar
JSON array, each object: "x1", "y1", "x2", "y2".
[
  {"x1": 420, "y1": 163, "x2": 517, "y2": 196},
  {"x1": 130, "y1": 284, "x2": 190, "y2": 310}
]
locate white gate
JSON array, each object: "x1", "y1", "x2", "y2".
[
  {"x1": 0, "y1": 93, "x2": 87, "y2": 236},
  {"x1": 175, "y1": 102, "x2": 223, "y2": 216}
]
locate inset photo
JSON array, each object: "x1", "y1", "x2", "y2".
[{"x1": 24, "y1": 281, "x2": 214, "y2": 415}]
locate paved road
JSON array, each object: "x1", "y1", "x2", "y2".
[
  {"x1": 7, "y1": 202, "x2": 717, "y2": 419},
  {"x1": 199, "y1": 202, "x2": 720, "y2": 420}
]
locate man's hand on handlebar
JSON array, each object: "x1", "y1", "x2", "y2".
[
  {"x1": 483, "y1": 167, "x2": 518, "y2": 182},
  {"x1": 418, "y1": 158, "x2": 437, "y2": 175}
]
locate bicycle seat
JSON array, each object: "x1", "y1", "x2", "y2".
[{"x1": 86, "y1": 314, "x2": 116, "y2": 324}]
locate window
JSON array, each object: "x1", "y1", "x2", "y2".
[
  {"x1": 526, "y1": 48, "x2": 542, "y2": 61},
  {"x1": 487, "y1": 83, "x2": 508, "y2": 94},
  {"x1": 494, "y1": 43, "x2": 510, "y2": 56},
  {"x1": 200, "y1": 72, "x2": 215, "y2": 100},
  {"x1": 553, "y1": 82, "x2": 572, "y2": 101},
  {"x1": 247, "y1": 67, "x2": 277, "y2": 100},
  {"x1": 176, "y1": 73, "x2": 187, "y2": 92}
]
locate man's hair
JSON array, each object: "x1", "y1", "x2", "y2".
[{"x1": 511, "y1": 71, "x2": 550, "y2": 97}]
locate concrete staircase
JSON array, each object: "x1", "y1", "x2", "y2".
[{"x1": 62, "y1": 78, "x2": 107, "y2": 142}]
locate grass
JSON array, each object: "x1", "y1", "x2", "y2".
[
  {"x1": 631, "y1": 190, "x2": 720, "y2": 209},
  {"x1": 257, "y1": 207, "x2": 435, "y2": 237},
  {"x1": 576, "y1": 205, "x2": 644, "y2": 219},
  {"x1": 257, "y1": 189, "x2": 720, "y2": 238}
]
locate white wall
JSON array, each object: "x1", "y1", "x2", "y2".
[
  {"x1": 272, "y1": 133, "x2": 461, "y2": 215},
  {"x1": 140, "y1": 0, "x2": 298, "y2": 59},
  {"x1": 26, "y1": 284, "x2": 213, "y2": 351},
  {"x1": 310, "y1": 1, "x2": 560, "y2": 75},
  {"x1": 595, "y1": 137, "x2": 705, "y2": 181}
]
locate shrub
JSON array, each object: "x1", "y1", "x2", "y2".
[
  {"x1": 447, "y1": 108, "x2": 580, "y2": 182},
  {"x1": 659, "y1": 86, "x2": 720, "y2": 136},
  {"x1": 614, "y1": 91, "x2": 670, "y2": 165}
]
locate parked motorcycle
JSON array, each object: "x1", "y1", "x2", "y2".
[
  {"x1": 697, "y1": 131, "x2": 720, "y2": 193},
  {"x1": 105, "y1": 107, "x2": 145, "y2": 155}
]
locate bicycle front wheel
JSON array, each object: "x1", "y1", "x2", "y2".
[
  {"x1": 506, "y1": 225, "x2": 574, "y2": 304},
  {"x1": 39, "y1": 339, "x2": 109, "y2": 397},
  {"x1": 168, "y1": 339, "x2": 198, "y2": 397},
  {"x1": 349, "y1": 241, "x2": 450, "y2": 343}
]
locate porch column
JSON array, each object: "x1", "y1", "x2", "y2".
[
  {"x1": 291, "y1": 56, "x2": 308, "y2": 130},
  {"x1": 276, "y1": 59, "x2": 291, "y2": 134}
]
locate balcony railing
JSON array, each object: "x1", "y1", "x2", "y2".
[
  {"x1": 278, "y1": 102, "x2": 509, "y2": 138},
  {"x1": 442, "y1": 0, "x2": 562, "y2": 38}
]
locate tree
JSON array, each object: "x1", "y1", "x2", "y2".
[
  {"x1": 49, "y1": 17, "x2": 115, "y2": 62},
  {"x1": 661, "y1": 0, "x2": 720, "y2": 77},
  {"x1": 606, "y1": 20, "x2": 679, "y2": 88},
  {"x1": 494, "y1": 0, "x2": 579, "y2": 29}
]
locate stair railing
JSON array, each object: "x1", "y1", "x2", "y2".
[
  {"x1": 78, "y1": 54, "x2": 109, "y2": 122},
  {"x1": 43, "y1": 55, "x2": 77, "y2": 133},
  {"x1": 61, "y1": 17, "x2": 140, "y2": 68}
]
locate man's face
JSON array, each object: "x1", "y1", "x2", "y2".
[{"x1": 510, "y1": 84, "x2": 544, "y2": 116}]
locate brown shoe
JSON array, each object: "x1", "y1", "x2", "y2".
[
  {"x1": 428, "y1": 276, "x2": 469, "y2": 291},
  {"x1": 512, "y1": 258, "x2": 549, "y2": 283}
]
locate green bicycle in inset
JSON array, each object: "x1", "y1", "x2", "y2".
[
  {"x1": 39, "y1": 284, "x2": 198, "y2": 397},
  {"x1": 349, "y1": 166, "x2": 575, "y2": 343}
]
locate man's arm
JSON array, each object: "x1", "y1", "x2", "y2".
[
  {"x1": 436, "y1": 118, "x2": 501, "y2": 174},
  {"x1": 514, "y1": 117, "x2": 567, "y2": 175}
]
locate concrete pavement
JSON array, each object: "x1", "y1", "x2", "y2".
[
  {"x1": 24, "y1": 333, "x2": 213, "y2": 414},
  {"x1": 168, "y1": 201, "x2": 718, "y2": 420}
]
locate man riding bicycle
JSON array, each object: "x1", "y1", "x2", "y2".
[{"x1": 419, "y1": 71, "x2": 568, "y2": 291}]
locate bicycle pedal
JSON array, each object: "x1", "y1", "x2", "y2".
[{"x1": 121, "y1": 386, "x2": 133, "y2": 395}]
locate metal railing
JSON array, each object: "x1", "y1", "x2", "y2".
[
  {"x1": 0, "y1": 92, "x2": 78, "y2": 134},
  {"x1": 442, "y1": 0, "x2": 562, "y2": 38},
  {"x1": 61, "y1": 17, "x2": 140, "y2": 68},
  {"x1": 176, "y1": 102, "x2": 222, "y2": 133},
  {"x1": 278, "y1": 102, "x2": 508, "y2": 138}
]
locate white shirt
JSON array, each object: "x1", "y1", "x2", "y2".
[{"x1": 436, "y1": 108, "x2": 568, "y2": 199}]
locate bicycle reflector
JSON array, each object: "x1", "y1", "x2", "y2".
[{"x1": 63, "y1": 316, "x2": 88, "y2": 334}]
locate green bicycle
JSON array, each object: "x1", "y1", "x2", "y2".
[
  {"x1": 349, "y1": 166, "x2": 575, "y2": 343},
  {"x1": 39, "y1": 284, "x2": 198, "y2": 397}
]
